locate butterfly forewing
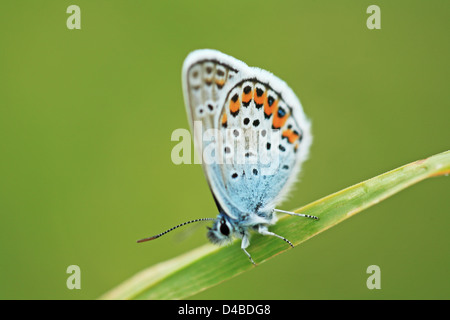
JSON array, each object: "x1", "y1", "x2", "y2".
[{"x1": 182, "y1": 50, "x2": 250, "y2": 218}]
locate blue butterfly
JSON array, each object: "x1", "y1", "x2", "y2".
[{"x1": 138, "y1": 49, "x2": 318, "y2": 264}]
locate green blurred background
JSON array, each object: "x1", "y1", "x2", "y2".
[{"x1": 0, "y1": 0, "x2": 449, "y2": 299}]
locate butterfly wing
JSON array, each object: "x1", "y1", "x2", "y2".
[
  {"x1": 182, "y1": 49, "x2": 250, "y2": 219},
  {"x1": 215, "y1": 69, "x2": 312, "y2": 215},
  {"x1": 182, "y1": 49, "x2": 312, "y2": 219}
]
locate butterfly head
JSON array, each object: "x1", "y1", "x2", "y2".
[{"x1": 207, "y1": 215, "x2": 236, "y2": 245}]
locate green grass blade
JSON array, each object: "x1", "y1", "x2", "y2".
[{"x1": 100, "y1": 150, "x2": 450, "y2": 300}]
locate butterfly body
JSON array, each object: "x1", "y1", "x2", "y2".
[{"x1": 138, "y1": 50, "x2": 316, "y2": 264}]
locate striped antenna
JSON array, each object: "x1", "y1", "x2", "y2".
[
  {"x1": 274, "y1": 209, "x2": 319, "y2": 220},
  {"x1": 137, "y1": 218, "x2": 216, "y2": 243}
]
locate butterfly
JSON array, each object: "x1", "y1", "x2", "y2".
[{"x1": 138, "y1": 49, "x2": 318, "y2": 264}]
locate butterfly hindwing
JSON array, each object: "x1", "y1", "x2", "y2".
[
  {"x1": 182, "y1": 49, "x2": 312, "y2": 220},
  {"x1": 215, "y1": 74, "x2": 311, "y2": 216}
]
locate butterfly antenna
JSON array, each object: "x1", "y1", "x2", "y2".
[
  {"x1": 274, "y1": 209, "x2": 319, "y2": 220},
  {"x1": 137, "y1": 218, "x2": 216, "y2": 243}
]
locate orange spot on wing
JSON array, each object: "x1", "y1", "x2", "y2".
[
  {"x1": 229, "y1": 99, "x2": 240, "y2": 114},
  {"x1": 282, "y1": 129, "x2": 300, "y2": 144},
  {"x1": 222, "y1": 112, "x2": 227, "y2": 125},
  {"x1": 215, "y1": 79, "x2": 225, "y2": 87},
  {"x1": 264, "y1": 98, "x2": 278, "y2": 117},
  {"x1": 242, "y1": 90, "x2": 253, "y2": 104},
  {"x1": 254, "y1": 89, "x2": 266, "y2": 106},
  {"x1": 272, "y1": 109, "x2": 289, "y2": 129}
]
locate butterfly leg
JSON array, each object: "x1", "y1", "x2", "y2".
[
  {"x1": 274, "y1": 209, "x2": 319, "y2": 220},
  {"x1": 258, "y1": 225, "x2": 294, "y2": 248},
  {"x1": 241, "y1": 234, "x2": 256, "y2": 265}
]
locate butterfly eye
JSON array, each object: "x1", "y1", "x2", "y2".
[{"x1": 219, "y1": 218, "x2": 230, "y2": 236}]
